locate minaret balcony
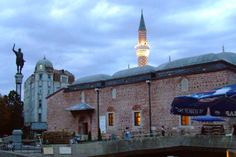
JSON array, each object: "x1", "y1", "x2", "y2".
[{"x1": 136, "y1": 49, "x2": 150, "y2": 57}]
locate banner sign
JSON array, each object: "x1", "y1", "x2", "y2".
[
  {"x1": 100, "y1": 116, "x2": 106, "y2": 133},
  {"x1": 171, "y1": 106, "x2": 207, "y2": 116}
]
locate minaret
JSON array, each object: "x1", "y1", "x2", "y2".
[{"x1": 135, "y1": 10, "x2": 150, "y2": 66}]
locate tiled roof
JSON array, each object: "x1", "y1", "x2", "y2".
[
  {"x1": 112, "y1": 65, "x2": 156, "y2": 79},
  {"x1": 73, "y1": 74, "x2": 111, "y2": 84},
  {"x1": 72, "y1": 52, "x2": 236, "y2": 86},
  {"x1": 66, "y1": 103, "x2": 94, "y2": 111},
  {"x1": 157, "y1": 52, "x2": 236, "y2": 70}
]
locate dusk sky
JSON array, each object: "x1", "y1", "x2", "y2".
[{"x1": 1, "y1": 0, "x2": 236, "y2": 96}]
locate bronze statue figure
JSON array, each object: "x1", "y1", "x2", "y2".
[{"x1": 12, "y1": 44, "x2": 25, "y2": 74}]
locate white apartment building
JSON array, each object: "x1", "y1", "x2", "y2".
[{"x1": 24, "y1": 57, "x2": 74, "y2": 133}]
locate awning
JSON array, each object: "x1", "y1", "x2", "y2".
[
  {"x1": 66, "y1": 103, "x2": 95, "y2": 111},
  {"x1": 171, "y1": 84, "x2": 236, "y2": 117},
  {"x1": 31, "y1": 122, "x2": 47, "y2": 131},
  {"x1": 191, "y1": 115, "x2": 225, "y2": 122}
]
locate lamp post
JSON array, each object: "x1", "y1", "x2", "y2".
[
  {"x1": 146, "y1": 80, "x2": 152, "y2": 135},
  {"x1": 95, "y1": 88, "x2": 101, "y2": 140}
]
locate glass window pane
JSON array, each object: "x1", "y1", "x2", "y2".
[
  {"x1": 134, "y1": 112, "x2": 141, "y2": 126},
  {"x1": 181, "y1": 115, "x2": 190, "y2": 126},
  {"x1": 108, "y1": 113, "x2": 114, "y2": 126}
]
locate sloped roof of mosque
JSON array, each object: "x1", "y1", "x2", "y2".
[
  {"x1": 73, "y1": 74, "x2": 112, "y2": 84},
  {"x1": 157, "y1": 52, "x2": 236, "y2": 70},
  {"x1": 112, "y1": 65, "x2": 156, "y2": 79},
  {"x1": 217, "y1": 52, "x2": 236, "y2": 65},
  {"x1": 71, "y1": 52, "x2": 236, "y2": 86}
]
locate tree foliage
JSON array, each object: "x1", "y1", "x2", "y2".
[
  {"x1": 0, "y1": 90, "x2": 24, "y2": 137},
  {"x1": 0, "y1": 95, "x2": 11, "y2": 135}
]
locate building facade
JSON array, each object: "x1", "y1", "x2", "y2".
[
  {"x1": 24, "y1": 57, "x2": 75, "y2": 133},
  {"x1": 46, "y1": 13, "x2": 236, "y2": 139}
]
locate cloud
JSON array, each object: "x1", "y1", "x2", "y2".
[{"x1": 0, "y1": 0, "x2": 236, "y2": 95}]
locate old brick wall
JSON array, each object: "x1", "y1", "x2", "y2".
[{"x1": 47, "y1": 69, "x2": 236, "y2": 138}]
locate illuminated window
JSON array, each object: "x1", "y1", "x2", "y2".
[
  {"x1": 39, "y1": 64, "x2": 43, "y2": 70},
  {"x1": 134, "y1": 112, "x2": 141, "y2": 126},
  {"x1": 181, "y1": 78, "x2": 189, "y2": 92},
  {"x1": 181, "y1": 115, "x2": 190, "y2": 126},
  {"x1": 108, "y1": 112, "x2": 114, "y2": 126}
]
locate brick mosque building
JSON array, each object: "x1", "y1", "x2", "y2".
[{"x1": 46, "y1": 12, "x2": 236, "y2": 139}]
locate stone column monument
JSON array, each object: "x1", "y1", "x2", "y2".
[
  {"x1": 12, "y1": 129, "x2": 23, "y2": 150},
  {"x1": 12, "y1": 44, "x2": 25, "y2": 100}
]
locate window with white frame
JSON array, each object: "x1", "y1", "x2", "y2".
[
  {"x1": 48, "y1": 80, "x2": 51, "y2": 87},
  {"x1": 181, "y1": 78, "x2": 189, "y2": 92},
  {"x1": 61, "y1": 75, "x2": 68, "y2": 84},
  {"x1": 39, "y1": 80, "x2": 42, "y2": 86},
  {"x1": 81, "y1": 91, "x2": 85, "y2": 103},
  {"x1": 112, "y1": 88, "x2": 117, "y2": 99}
]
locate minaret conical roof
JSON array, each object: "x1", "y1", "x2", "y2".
[{"x1": 139, "y1": 10, "x2": 146, "y2": 31}]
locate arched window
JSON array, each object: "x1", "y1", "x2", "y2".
[
  {"x1": 107, "y1": 112, "x2": 114, "y2": 126},
  {"x1": 181, "y1": 78, "x2": 189, "y2": 92},
  {"x1": 112, "y1": 88, "x2": 117, "y2": 99},
  {"x1": 132, "y1": 105, "x2": 142, "y2": 127},
  {"x1": 81, "y1": 91, "x2": 85, "y2": 103},
  {"x1": 134, "y1": 111, "x2": 141, "y2": 126},
  {"x1": 107, "y1": 107, "x2": 115, "y2": 127}
]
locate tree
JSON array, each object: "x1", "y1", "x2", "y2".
[
  {"x1": 7, "y1": 90, "x2": 24, "y2": 130},
  {"x1": 0, "y1": 95, "x2": 11, "y2": 136},
  {"x1": 0, "y1": 91, "x2": 24, "y2": 137}
]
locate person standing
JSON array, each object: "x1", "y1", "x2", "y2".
[
  {"x1": 161, "y1": 126, "x2": 166, "y2": 136},
  {"x1": 124, "y1": 127, "x2": 131, "y2": 140}
]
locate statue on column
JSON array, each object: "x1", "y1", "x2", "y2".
[{"x1": 12, "y1": 44, "x2": 25, "y2": 74}]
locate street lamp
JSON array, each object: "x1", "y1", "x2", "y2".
[
  {"x1": 95, "y1": 88, "x2": 101, "y2": 140},
  {"x1": 146, "y1": 80, "x2": 152, "y2": 135}
]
